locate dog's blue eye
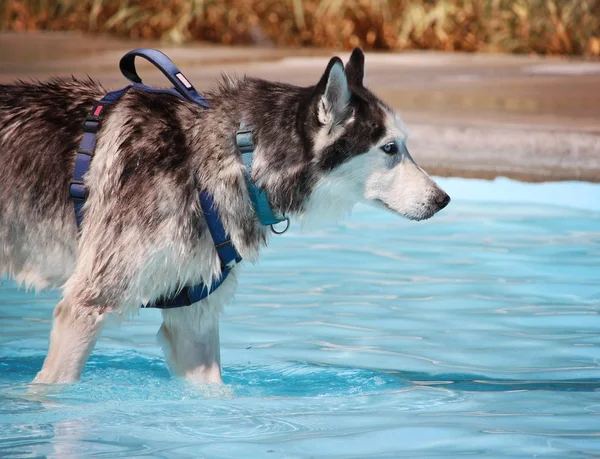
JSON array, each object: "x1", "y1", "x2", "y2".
[{"x1": 381, "y1": 142, "x2": 398, "y2": 154}]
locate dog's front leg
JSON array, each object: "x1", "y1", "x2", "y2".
[
  {"x1": 33, "y1": 298, "x2": 107, "y2": 384},
  {"x1": 158, "y1": 304, "x2": 222, "y2": 384}
]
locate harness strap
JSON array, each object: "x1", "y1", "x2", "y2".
[
  {"x1": 236, "y1": 122, "x2": 287, "y2": 227},
  {"x1": 149, "y1": 193, "x2": 241, "y2": 309},
  {"x1": 151, "y1": 192, "x2": 243, "y2": 309},
  {"x1": 200, "y1": 191, "x2": 242, "y2": 269},
  {"x1": 70, "y1": 86, "x2": 132, "y2": 228}
]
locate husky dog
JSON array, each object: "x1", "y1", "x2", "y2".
[{"x1": 0, "y1": 48, "x2": 449, "y2": 385}]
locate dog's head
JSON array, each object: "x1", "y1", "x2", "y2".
[{"x1": 300, "y1": 48, "x2": 449, "y2": 225}]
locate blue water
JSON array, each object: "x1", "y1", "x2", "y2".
[{"x1": 1, "y1": 178, "x2": 599, "y2": 458}]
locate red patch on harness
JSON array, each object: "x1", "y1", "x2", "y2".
[{"x1": 93, "y1": 105, "x2": 104, "y2": 117}]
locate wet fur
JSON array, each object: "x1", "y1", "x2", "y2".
[{"x1": 0, "y1": 48, "x2": 449, "y2": 384}]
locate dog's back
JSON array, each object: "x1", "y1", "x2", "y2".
[{"x1": 0, "y1": 79, "x2": 105, "y2": 289}]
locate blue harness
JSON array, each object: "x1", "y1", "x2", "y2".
[{"x1": 69, "y1": 49, "x2": 286, "y2": 309}]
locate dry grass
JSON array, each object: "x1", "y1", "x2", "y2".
[{"x1": 2, "y1": 0, "x2": 599, "y2": 56}]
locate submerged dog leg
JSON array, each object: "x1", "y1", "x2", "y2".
[
  {"x1": 158, "y1": 303, "x2": 222, "y2": 384},
  {"x1": 33, "y1": 299, "x2": 106, "y2": 384}
]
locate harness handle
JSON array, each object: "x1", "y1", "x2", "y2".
[{"x1": 119, "y1": 48, "x2": 209, "y2": 108}]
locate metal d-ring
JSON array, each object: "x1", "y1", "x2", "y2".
[{"x1": 270, "y1": 217, "x2": 290, "y2": 235}]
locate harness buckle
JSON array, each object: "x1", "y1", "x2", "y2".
[
  {"x1": 214, "y1": 239, "x2": 233, "y2": 250},
  {"x1": 235, "y1": 128, "x2": 254, "y2": 154},
  {"x1": 69, "y1": 179, "x2": 87, "y2": 200},
  {"x1": 83, "y1": 118, "x2": 100, "y2": 134}
]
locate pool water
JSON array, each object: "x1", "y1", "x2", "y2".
[{"x1": 1, "y1": 178, "x2": 599, "y2": 458}]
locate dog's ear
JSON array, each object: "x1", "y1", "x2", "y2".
[
  {"x1": 345, "y1": 48, "x2": 365, "y2": 87},
  {"x1": 315, "y1": 57, "x2": 351, "y2": 128}
]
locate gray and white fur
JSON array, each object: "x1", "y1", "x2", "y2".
[{"x1": 0, "y1": 48, "x2": 450, "y2": 385}]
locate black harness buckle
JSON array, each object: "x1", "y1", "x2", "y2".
[{"x1": 69, "y1": 179, "x2": 87, "y2": 200}]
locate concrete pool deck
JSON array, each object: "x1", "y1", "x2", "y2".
[{"x1": 1, "y1": 32, "x2": 599, "y2": 182}]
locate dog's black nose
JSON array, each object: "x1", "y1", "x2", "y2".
[{"x1": 436, "y1": 192, "x2": 451, "y2": 210}]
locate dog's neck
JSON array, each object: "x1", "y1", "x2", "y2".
[
  {"x1": 215, "y1": 77, "x2": 318, "y2": 212},
  {"x1": 189, "y1": 77, "x2": 320, "y2": 259}
]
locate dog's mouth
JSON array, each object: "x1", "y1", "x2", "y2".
[
  {"x1": 371, "y1": 198, "x2": 395, "y2": 213},
  {"x1": 370, "y1": 198, "x2": 437, "y2": 222}
]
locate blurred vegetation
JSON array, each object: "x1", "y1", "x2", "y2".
[{"x1": 2, "y1": 0, "x2": 599, "y2": 56}]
